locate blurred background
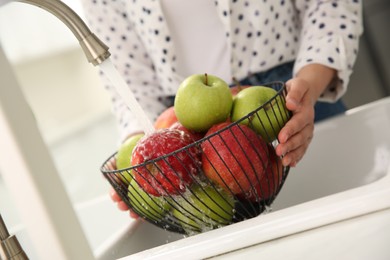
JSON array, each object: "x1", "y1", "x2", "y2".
[{"x1": 0, "y1": 0, "x2": 389, "y2": 253}]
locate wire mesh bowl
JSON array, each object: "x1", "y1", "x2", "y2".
[{"x1": 101, "y1": 81, "x2": 291, "y2": 235}]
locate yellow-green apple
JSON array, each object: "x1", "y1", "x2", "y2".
[
  {"x1": 201, "y1": 122, "x2": 269, "y2": 195},
  {"x1": 131, "y1": 129, "x2": 201, "y2": 196},
  {"x1": 116, "y1": 133, "x2": 144, "y2": 184},
  {"x1": 128, "y1": 179, "x2": 170, "y2": 221},
  {"x1": 174, "y1": 74, "x2": 233, "y2": 132},
  {"x1": 238, "y1": 145, "x2": 284, "y2": 202},
  {"x1": 172, "y1": 185, "x2": 235, "y2": 232},
  {"x1": 154, "y1": 106, "x2": 178, "y2": 129},
  {"x1": 231, "y1": 86, "x2": 290, "y2": 142},
  {"x1": 171, "y1": 207, "x2": 200, "y2": 233}
]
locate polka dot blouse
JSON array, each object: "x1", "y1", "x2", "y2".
[{"x1": 81, "y1": 0, "x2": 363, "y2": 141}]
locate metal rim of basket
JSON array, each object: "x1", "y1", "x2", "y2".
[{"x1": 100, "y1": 81, "x2": 291, "y2": 234}]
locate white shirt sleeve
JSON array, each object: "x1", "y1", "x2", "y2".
[
  {"x1": 293, "y1": 0, "x2": 363, "y2": 102},
  {"x1": 81, "y1": 0, "x2": 169, "y2": 142}
]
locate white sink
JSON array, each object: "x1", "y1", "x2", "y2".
[
  {"x1": 6, "y1": 97, "x2": 390, "y2": 259},
  {"x1": 90, "y1": 97, "x2": 390, "y2": 259}
]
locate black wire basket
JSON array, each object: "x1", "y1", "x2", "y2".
[{"x1": 101, "y1": 81, "x2": 291, "y2": 235}]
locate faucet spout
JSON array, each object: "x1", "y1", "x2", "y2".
[{"x1": 14, "y1": 0, "x2": 110, "y2": 65}]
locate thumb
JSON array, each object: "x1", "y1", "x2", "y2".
[{"x1": 285, "y1": 79, "x2": 307, "y2": 111}]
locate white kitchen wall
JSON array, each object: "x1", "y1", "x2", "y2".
[
  {"x1": 0, "y1": 0, "x2": 86, "y2": 63},
  {"x1": 12, "y1": 48, "x2": 113, "y2": 143},
  {"x1": 0, "y1": 45, "x2": 120, "y2": 236},
  {"x1": 0, "y1": 1, "x2": 120, "y2": 233},
  {"x1": 343, "y1": 0, "x2": 390, "y2": 108},
  {"x1": 0, "y1": 1, "x2": 118, "y2": 144}
]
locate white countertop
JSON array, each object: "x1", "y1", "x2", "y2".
[
  {"x1": 120, "y1": 98, "x2": 390, "y2": 260},
  {"x1": 212, "y1": 208, "x2": 390, "y2": 259}
]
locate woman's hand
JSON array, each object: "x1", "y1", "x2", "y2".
[
  {"x1": 276, "y1": 64, "x2": 337, "y2": 167},
  {"x1": 276, "y1": 78, "x2": 315, "y2": 167},
  {"x1": 109, "y1": 187, "x2": 139, "y2": 218},
  {"x1": 105, "y1": 156, "x2": 139, "y2": 218}
]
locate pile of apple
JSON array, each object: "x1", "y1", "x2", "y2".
[{"x1": 114, "y1": 73, "x2": 290, "y2": 234}]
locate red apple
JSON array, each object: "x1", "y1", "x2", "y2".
[
  {"x1": 238, "y1": 145, "x2": 284, "y2": 201},
  {"x1": 230, "y1": 84, "x2": 250, "y2": 97},
  {"x1": 131, "y1": 129, "x2": 201, "y2": 196},
  {"x1": 201, "y1": 122, "x2": 269, "y2": 195},
  {"x1": 154, "y1": 106, "x2": 178, "y2": 129},
  {"x1": 169, "y1": 121, "x2": 205, "y2": 142}
]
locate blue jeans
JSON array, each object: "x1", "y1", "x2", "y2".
[{"x1": 235, "y1": 61, "x2": 346, "y2": 122}]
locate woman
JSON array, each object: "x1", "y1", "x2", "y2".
[{"x1": 81, "y1": 0, "x2": 363, "y2": 215}]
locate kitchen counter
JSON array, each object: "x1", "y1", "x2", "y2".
[
  {"x1": 211, "y1": 209, "x2": 390, "y2": 259},
  {"x1": 114, "y1": 97, "x2": 390, "y2": 259}
]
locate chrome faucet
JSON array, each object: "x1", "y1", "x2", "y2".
[
  {"x1": 0, "y1": 214, "x2": 28, "y2": 260},
  {"x1": 6, "y1": 0, "x2": 111, "y2": 66},
  {"x1": 0, "y1": 1, "x2": 110, "y2": 259}
]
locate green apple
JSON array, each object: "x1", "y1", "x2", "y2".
[
  {"x1": 174, "y1": 74, "x2": 233, "y2": 132},
  {"x1": 172, "y1": 207, "x2": 201, "y2": 234},
  {"x1": 231, "y1": 86, "x2": 290, "y2": 142},
  {"x1": 128, "y1": 179, "x2": 170, "y2": 221},
  {"x1": 116, "y1": 133, "x2": 144, "y2": 183},
  {"x1": 172, "y1": 185, "x2": 235, "y2": 233}
]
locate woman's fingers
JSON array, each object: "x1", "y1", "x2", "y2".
[
  {"x1": 278, "y1": 102, "x2": 314, "y2": 145},
  {"x1": 106, "y1": 157, "x2": 117, "y2": 171},
  {"x1": 277, "y1": 123, "x2": 313, "y2": 166},
  {"x1": 285, "y1": 79, "x2": 310, "y2": 111},
  {"x1": 109, "y1": 187, "x2": 122, "y2": 202},
  {"x1": 110, "y1": 185, "x2": 140, "y2": 218},
  {"x1": 129, "y1": 210, "x2": 140, "y2": 219},
  {"x1": 277, "y1": 78, "x2": 316, "y2": 167},
  {"x1": 117, "y1": 200, "x2": 130, "y2": 211},
  {"x1": 107, "y1": 152, "x2": 139, "y2": 218},
  {"x1": 110, "y1": 187, "x2": 130, "y2": 211},
  {"x1": 277, "y1": 109, "x2": 314, "y2": 166}
]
